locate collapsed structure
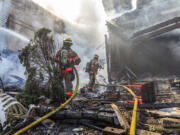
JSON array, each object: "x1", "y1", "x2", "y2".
[
  {"x1": 0, "y1": 0, "x2": 180, "y2": 134},
  {"x1": 106, "y1": 16, "x2": 180, "y2": 82},
  {"x1": 0, "y1": 91, "x2": 27, "y2": 129}
]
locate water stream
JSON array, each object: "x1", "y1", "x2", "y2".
[{"x1": 0, "y1": 0, "x2": 28, "y2": 88}]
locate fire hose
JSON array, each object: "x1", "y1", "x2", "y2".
[
  {"x1": 95, "y1": 75, "x2": 138, "y2": 135},
  {"x1": 14, "y1": 67, "x2": 79, "y2": 135}
]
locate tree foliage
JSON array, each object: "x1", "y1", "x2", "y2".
[{"x1": 17, "y1": 28, "x2": 64, "y2": 106}]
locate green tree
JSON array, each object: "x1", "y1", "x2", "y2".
[{"x1": 17, "y1": 28, "x2": 64, "y2": 106}]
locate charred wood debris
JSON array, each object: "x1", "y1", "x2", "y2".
[
  {"x1": 0, "y1": 78, "x2": 180, "y2": 135},
  {"x1": 0, "y1": 28, "x2": 180, "y2": 135}
]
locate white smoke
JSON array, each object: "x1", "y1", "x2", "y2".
[
  {"x1": 105, "y1": 0, "x2": 180, "y2": 78},
  {"x1": 32, "y1": 0, "x2": 106, "y2": 46},
  {"x1": 132, "y1": 0, "x2": 180, "y2": 31},
  {"x1": 133, "y1": 0, "x2": 180, "y2": 64},
  {"x1": 107, "y1": 0, "x2": 138, "y2": 20},
  {"x1": 32, "y1": 0, "x2": 107, "y2": 88},
  {"x1": 44, "y1": 0, "x2": 180, "y2": 83},
  {"x1": 32, "y1": 0, "x2": 81, "y2": 23}
]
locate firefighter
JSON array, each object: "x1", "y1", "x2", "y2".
[
  {"x1": 86, "y1": 54, "x2": 101, "y2": 90},
  {"x1": 55, "y1": 38, "x2": 81, "y2": 98}
]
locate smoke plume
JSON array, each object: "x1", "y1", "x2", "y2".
[
  {"x1": 32, "y1": 0, "x2": 107, "y2": 88},
  {"x1": 106, "y1": 0, "x2": 180, "y2": 78}
]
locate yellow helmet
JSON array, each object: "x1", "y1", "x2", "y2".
[
  {"x1": 63, "y1": 37, "x2": 73, "y2": 46},
  {"x1": 94, "y1": 54, "x2": 99, "y2": 59}
]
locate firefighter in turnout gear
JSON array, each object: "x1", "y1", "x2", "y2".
[
  {"x1": 86, "y1": 54, "x2": 100, "y2": 90},
  {"x1": 55, "y1": 38, "x2": 81, "y2": 98}
]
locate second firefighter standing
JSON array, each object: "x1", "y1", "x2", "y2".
[
  {"x1": 55, "y1": 38, "x2": 81, "y2": 98},
  {"x1": 86, "y1": 54, "x2": 101, "y2": 90}
]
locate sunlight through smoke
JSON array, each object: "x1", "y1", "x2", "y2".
[
  {"x1": 32, "y1": 0, "x2": 107, "y2": 88},
  {"x1": 32, "y1": 0, "x2": 81, "y2": 23}
]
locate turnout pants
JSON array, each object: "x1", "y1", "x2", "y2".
[
  {"x1": 62, "y1": 71, "x2": 74, "y2": 97},
  {"x1": 88, "y1": 73, "x2": 95, "y2": 90}
]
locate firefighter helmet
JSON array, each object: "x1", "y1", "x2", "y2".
[
  {"x1": 94, "y1": 54, "x2": 99, "y2": 59},
  {"x1": 63, "y1": 37, "x2": 73, "y2": 46}
]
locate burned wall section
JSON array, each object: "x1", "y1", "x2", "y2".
[
  {"x1": 129, "y1": 34, "x2": 180, "y2": 77},
  {"x1": 106, "y1": 0, "x2": 180, "y2": 82},
  {"x1": 7, "y1": 0, "x2": 65, "y2": 39},
  {"x1": 107, "y1": 22, "x2": 180, "y2": 81},
  {"x1": 106, "y1": 22, "x2": 131, "y2": 81}
]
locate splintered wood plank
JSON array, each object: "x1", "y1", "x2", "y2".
[
  {"x1": 137, "y1": 129, "x2": 161, "y2": 135},
  {"x1": 103, "y1": 127, "x2": 126, "y2": 135},
  {"x1": 111, "y1": 104, "x2": 130, "y2": 130}
]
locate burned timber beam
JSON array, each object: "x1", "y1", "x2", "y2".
[
  {"x1": 134, "y1": 23, "x2": 180, "y2": 43},
  {"x1": 136, "y1": 129, "x2": 162, "y2": 135},
  {"x1": 163, "y1": 118, "x2": 180, "y2": 128},
  {"x1": 133, "y1": 16, "x2": 180, "y2": 37},
  {"x1": 116, "y1": 102, "x2": 180, "y2": 109},
  {"x1": 132, "y1": 16, "x2": 180, "y2": 43},
  {"x1": 52, "y1": 110, "x2": 123, "y2": 127}
]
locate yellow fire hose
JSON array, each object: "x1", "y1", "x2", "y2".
[
  {"x1": 14, "y1": 67, "x2": 79, "y2": 135},
  {"x1": 14, "y1": 68, "x2": 137, "y2": 135},
  {"x1": 95, "y1": 75, "x2": 138, "y2": 135}
]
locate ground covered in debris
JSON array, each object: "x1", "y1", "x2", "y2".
[{"x1": 1, "y1": 79, "x2": 180, "y2": 135}]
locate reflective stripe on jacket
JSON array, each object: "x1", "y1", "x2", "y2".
[
  {"x1": 88, "y1": 59, "x2": 99, "y2": 74},
  {"x1": 55, "y1": 48, "x2": 81, "y2": 72}
]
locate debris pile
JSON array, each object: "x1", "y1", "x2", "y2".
[{"x1": 1, "y1": 77, "x2": 180, "y2": 134}]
